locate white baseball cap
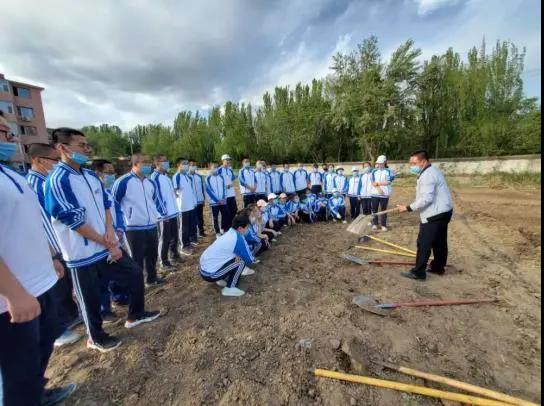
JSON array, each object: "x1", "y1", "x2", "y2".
[
  {"x1": 267, "y1": 193, "x2": 277, "y2": 200},
  {"x1": 221, "y1": 154, "x2": 232, "y2": 161},
  {"x1": 376, "y1": 155, "x2": 387, "y2": 164},
  {"x1": 257, "y1": 199, "x2": 268, "y2": 208},
  {"x1": 332, "y1": 188, "x2": 339, "y2": 193},
  {"x1": 279, "y1": 193, "x2": 288, "y2": 199},
  {"x1": 352, "y1": 166, "x2": 359, "y2": 172}
]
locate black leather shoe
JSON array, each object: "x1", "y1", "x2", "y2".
[
  {"x1": 41, "y1": 383, "x2": 77, "y2": 406},
  {"x1": 401, "y1": 271, "x2": 427, "y2": 281}
]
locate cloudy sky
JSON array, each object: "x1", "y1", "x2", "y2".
[{"x1": 0, "y1": 0, "x2": 540, "y2": 130}]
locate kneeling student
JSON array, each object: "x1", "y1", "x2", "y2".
[
  {"x1": 314, "y1": 193, "x2": 329, "y2": 221},
  {"x1": 329, "y1": 189, "x2": 347, "y2": 223},
  {"x1": 199, "y1": 214, "x2": 256, "y2": 297},
  {"x1": 278, "y1": 193, "x2": 296, "y2": 226},
  {"x1": 257, "y1": 200, "x2": 280, "y2": 241},
  {"x1": 266, "y1": 193, "x2": 286, "y2": 231}
]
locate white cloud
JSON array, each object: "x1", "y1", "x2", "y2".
[{"x1": 414, "y1": 0, "x2": 463, "y2": 16}]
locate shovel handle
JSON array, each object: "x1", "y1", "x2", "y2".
[
  {"x1": 371, "y1": 208, "x2": 401, "y2": 217},
  {"x1": 378, "y1": 298, "x2": 498, "y2": 309}
]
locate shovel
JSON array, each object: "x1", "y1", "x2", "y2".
[
  {"x1": 347, "y1": 208, "x2": 401, "y2": 235},
  {"x1": 342, "y1": 253, "x2": 418, "y2": 267},
  {"x1": 353, "y1": 294, "x2": 498, "y2": 317}
]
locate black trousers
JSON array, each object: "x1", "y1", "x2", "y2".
[
  {"x1": 179, "y1": 210, "x2": 194, "y2": 248},
  {"x1": 296, "y1": 189, "x2": 307, "y2": 199},
  {"x1": 371, "y1": 197, "x2": 390, "y2": 226},
  {"x1": 255, "y1": 193, "x2": 267, "y2": 202},
  {"x1": 195, "y1": 203, "x2": 205, "y2": 234},
  {"x1": 158, "y1": 217, "x2": 180, "y2": 264},
  {"x1": 211, "y1": 205, "x2": 229, "y2": 234},
  {"x1": 299, "y1": 211, "x2": 313, "y2": 223},
  {"x1": 243, "y1": 194, "x2": 256, "y2": 208},
  {"x1": 360, "y1": 198, "x2": 372, "y2": 215},
  {"x1": 200, "y1": 258, "x2": 246, "y2": 288},
  {"x1": 126, "y1": 228, "x2": 159, "y2": 282},
  {"x1": 71, "y1": 253, "x2": 145, "y2": 343},
  {"x1": 349, "y1": 197, "x2": 361, "y2": 219},
  {"x1": 412, "y1": 212, "x2": 452, "y2": 278},
  {"x1": 333, "y1": 206, "x2": 346, "y2": 221},
  {"x1": 316, "y1": 206, "x2": 328, "y2": 221},
  {"x1": 0, "y1": 287, "x2": 62, "y2": 406},
  {"x1": 55, "y1": 261, "x2": 80, "y2": 329},
  {"x1": 311, "y1": 185, "x2": 322, "y2": 195},
  {"x1": 269, "y1": 218, "x2": 285, "y2": 231},
  {"x1": 226, "y1": 196, "x2": 238, "y2": 228}
]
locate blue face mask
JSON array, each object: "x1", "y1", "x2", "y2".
[
  {"x1": 0, "y1": 142, "x2": 18, "y2": 161},
  {"x1": 410, "y1": 166, "x2": 423, "y2": 175},
  {"x1": 103, "y1": 174, "x2": 116, "y2": 188},
  {"x1": 70, "y1": 152, "x2": 89, "y2": 165},
  {"x1": 141, "y1": 166, "x2": 152, "y2": 176},
  {"x1": 161, "y1": 161, "x2": 170, "y2": 171},
  {"x1": 182, "y1": 164, "x2": 189, "y2": 172}
]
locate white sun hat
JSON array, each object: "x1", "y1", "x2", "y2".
[
  {"x1": 279, "y1": 193, "x2": 288, "y2": 199},
  {"x1": 376, "y1": 155, "x2": 387, "y2": 164},
  {"x1": 267, "y1": 193, "x2": 278, "y2": 200},
  {"x1": 221, "y1": 154, "x2": 232, "y2": 161}
]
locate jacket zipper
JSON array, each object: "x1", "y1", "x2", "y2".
[{"x1": 140, "y1": 179, "x2": 151, "y2": 224}]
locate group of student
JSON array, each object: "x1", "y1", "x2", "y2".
[{"x1": 198, "y1": 154, "x2": 396, "y2": 297}]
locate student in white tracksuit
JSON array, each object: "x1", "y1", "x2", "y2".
[
  {"x1": 172, "y1": 158, "x2": 198, "y2": 255},
  {"x1": 268, "y1": 165, "x2": 282, "y2": 194},
  {"x1": 333, "y1": 168, "x2": 348, "y2": 196},
  {"x1": 205, "y1": 163, "x2": 228, "y2": 236},
  {"x1": 294, "y1": 163, "x2": 309, "y2": 198},
  {"x1": 280, "y1": 164, "x2": 296, "y2": 196},
  {"x1": 324, "y1": 166, "x2": 336, "y2": 198},
  {"x1": 359, "y1": 162, "x2": 373, "y2": 216},
  {"x1": 239, "y1": 158, "x2": 257, "y2": 207},
  {"x1": 199, "y1": 214, "x2": 256, "y2": 297},
  {"x1": 329, "y1": 189, "x2": 347, "y2": 223},
  {"x1": 217, "y1": 154, "x2": 238, "y2": 228},
  {"x1": 189, "y1": 163, "x2": 207, "y2": 238},
  {"x1": 370, "y1": 155, "x2": 395, "y2": 231},
  {"x1": 347, "y1": 167, "x2": 362, "y2": 220},
  {"x1": 309, "y1": 164, "x2": 323, "y2": 195}
]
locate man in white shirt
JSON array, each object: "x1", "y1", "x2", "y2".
[
  {"x1": 173, "y1": 157, "x2": 197, "y2": 256},
  {"x1": 0, "y1": 133, "x2": 76, "y2": 406},
  {"x1": 397, "y1": 150, "x2": 454, "y2": 281}
]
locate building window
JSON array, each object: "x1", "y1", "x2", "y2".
[
  {"x1": 13, "y1": 86, "x2": 31, "y2": 98},
  {"x1": 0, "y1": 80, "x2": 9, "y2": 94},
  {"x1": 16, "y1": 106, "x2": 34, "y2": 120},
  {"x1": 8, "y1": 122, "x2": 19, "y2": 136},
  {"x1": 19, "y1": 125, "x2": 37, "y2": 136},
  {"x1": 0, "y1": 101, "x2": 14, "y2": 115}
]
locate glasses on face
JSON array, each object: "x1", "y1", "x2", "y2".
[
  {"x1": 65, "y1": 142, "x2": 91, "y2": 150},
  {"x1": 39, "y1": 156, "x2": 59, "y2": 163}
]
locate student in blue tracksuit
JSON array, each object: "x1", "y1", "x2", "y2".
[
  {"x1": 190, "y1": 161, "x2": 207, "y2": 238},
  {"x1": 359, "y1": 162, "x2": 373, "y2": 216},
  {"x1": 173, "y1": 157, "x2": 198, "y2": 255},
  {"x1": 347, "y1": 167, "x2": 362, "y2": 220},
  {"x1": 268, "y1": 164, "x2": 282, "y2": 194},
  {"x1": 286, "y1": 194, "x2": 302, "y2": 223},
  {"x1": 278, "y1": 193, "x2": 295, "y2": 226},
  {"x1": 199, "y1": 214, "x2": 256, "y2": 297},
  {"x1": 254, "y1": 162, "x2": 268, "y2": 202},
  {"x1": 1, "y1": 137, "x2": 77, "y2": 406},
  {"x1": 280, "y1": 163, "x2": 296, "y2": 196},
  {"x1": 239, "y1": 158, "x2": 257, "y2": 207},
  {"x1": 26, "y1": 143, "x2": 82, "y2": 348},
  {"x1": 333, "y1": 167, "x2": 348, "y2": 196},
  {"x1": 314, "y1": 193, "x2": 329, "y2": 221},
  {"x1": 266, "y1": 193, "x2": 287, "y2": 231},
  {"x1": 45, "y1": 128, "x2": 161, "y2": 353},
  {"x1": 371, "y1": 155, "x2": 395, "y2": 231},
  {"x1": 205, "y1": 163, "x2": 229, "y2": 237},
  {"x1": 217, "y1": 154, "x2": 238, "y2": 228},
  {"x1": 294, "y1": 163, "x2": 309, "y2": 198},
  {"x1": 240, "y1": 205, "x2": 268, "y2": 258},
  {"x1": 151, "y1": 155, "x2": 181, "y2": 270},
  {"x1": 309, "y1": 164, "x2": 323, "y2": 195},
  {"x1": 329, "y1": 189, "x2": 347, "y2": 223},
  {"x1": 113, "y1": 154, "x2": 167, "y2": 286},
  {"x1": 299, "y1": 190, "x2": 316, "y2": 223},
  {"x1": 324, "y1": 165, "x2": 336, "y2": 198}
]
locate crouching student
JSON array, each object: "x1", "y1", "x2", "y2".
[
  {"x1": 199, "y1": 214, "x2": 256, "y2": 297},
  {"x1": 329, "y1": 189, "x2": 347, "y2": 223},
  {"x1": 266, "y1": 193, "x2": 286, "y2": 231},
  {"x1": 287, "y1": 194, "x2": 302, "y2": 223},
  {"x1": 278, "y1": 193, "x2": 296, "y2": 226},
  {"x1": 314, "y1": 193, "x2": 329, "y2": 221},
  {"x1": 242, "y1": 205, "x2": 270, "y2": 258},
  {"x1": 257, "y1": 199, "x2": 280, "y2": 241}
]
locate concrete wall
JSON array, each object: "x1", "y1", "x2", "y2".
[{"x1": 326, "y1": 155, "x2": 541, "y2": 175}]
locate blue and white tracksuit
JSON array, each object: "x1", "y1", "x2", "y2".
[
  {"x1": 26, "y1": 170, "x2": 62, "y2": 254},
  {"x1": 370, "y1": 168, "x2": 395, "y2": 227},
  {"x1": 173, "y1": 171, "x2": 198, "y2": 247},
  {"x1": 347, "y1": 175, "x2": 362, "y2": 219},
  {"x1": 254, "y1": 170, "x2": 268, "y2": 199},
  {"x1": 267, "y1": 203, "x2": 287, "y2": 230},
  {"x1": 329, "y1": 195, "x2": 346, "y2": 220},
  {"x1": 245, "y1": 224, "x2": 263, "y2": 255},
  {"x1": 191, "y1": 173, "x2": 206, "y2": 235},
  {"x1": 199, "y1": 228, "x2": 255, "y2": 288},
  {"x1": 294, "y1": 169, "x2": 309, "y2": 192},
  {"x1": 324, "y1": 172, "x2": 336, "y2": 195},
  {"x1": 150, "y1": 171, "x2": 178, "y2": 222},
  {"x1": 280, "y1": 171, "x2": 296, "y2": 194},
  {"x1": 359, "y1": 171, "x2": 373, "y2": 215},
  {"x1": 205, "y1": 174, "x2": 228, "y2": 234},
  {"x1": 216, "y1": 166, "x2": 237, "y2": 199},
  {"x1": 299, "y1": 199, "x2": 316, "y2": 222},
  {"x1": 286, "y1": 200, "x2": 301, "y2": 215},
  {"x1": 309, "y1": 171, "x2": 323, "y2": 194},
  {"x1": 239, "y1": 167, "x2": 257, "y2": 197},
  {"x1": 314, "y1": 197, "x2": 329, "y2": 220},
  {"x1": 334, "y1": 175, "x2": 348, "y2": 196},
  {"x1": 269, "y1": 170, "x2": 282, "y2": 194}
]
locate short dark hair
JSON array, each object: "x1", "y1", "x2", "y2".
[
  {"x1": 153, "y1": 154, "x2": 166, "y2": 163},
  {"x1": 0, "y1": 110, "x2": 4, "y2": 117},
  {"x1": 175, "y1": 157, "x2": 187, "y2": 166},
  {"x1": 26, "y1": 143, "x2": 56, "y2": 159},
  {"x1": 232, "y1": 214, "x2": 250, "y2": 230},
  {"x1": 410, "y1": 150, "x2": 429, "y2": 161},
  {"x1": 91, "y1": 159, "x2": 113, "y2": 172},
  {"x1": 51, "y1": 127, "x2": 85, "y2": 144}
]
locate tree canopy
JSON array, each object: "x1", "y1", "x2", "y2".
[{"x1": 84, "y1": 37, "x2": 541, "y2": 166}]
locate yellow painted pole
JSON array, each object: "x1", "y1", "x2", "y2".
[
  {"x1": 314, "y1": 369, "x2": 512, "y2": 406},
  {"x1": 367, "y1": 235, "x2": 417, "y2": 255},
  {"x1": 394, "y1": 366, "x2": 540, "y2": 406},
  {"x1": 355, "y1": 246, "x2": 417, "y2": 258}
]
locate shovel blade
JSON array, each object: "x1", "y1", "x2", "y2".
[
  {"x1": 342, "y1": 253, "x2": 369, "y2": 266},
  {"x1": 352, "y1": 294, "x2": 391, "y2": 317}
]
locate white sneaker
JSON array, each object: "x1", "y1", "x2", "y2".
[
  {"x1": 272, "y1": 238, "x2": 278, "y2": 242},
  {"x1": 381, "y1": 226, "x2": 388, "y2": 232},
  {"x1": 216, "y1": 280, "x2": 227, "y2": 287},
  {"x1": 254, "y1": 259, "x2": 261, "y2": 264},
  {"x1": 372, "y1": 225, "x2": 378, "y2": 231},
  {"x1": 242, "y1": 267, "x2": 255, "y2": 276},
  {"x1": 332, "y1": 219, "x2": 337, "y2": 223},
  {"x1": 277, "y1": 232, "x2": 283, "y2": 235},
  {"x1": 368, "y1": 222, "x2": 373, "y2": 227},
  {"x1": 221, "y1": 287, "x2": 245, "y2": 297},
  {"x1": 54, "y1": 330, "x2": 83, "y2": 347},
  {"x1": 216, "y1": 233, "x2": 222, "y2": 239},
  {"x1": 342, "y1": 220, "x2": 347, "y2": 224}
]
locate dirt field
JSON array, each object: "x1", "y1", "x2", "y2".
[{"x1": 46, "y1": 181, "x2": 541, "y2": 405}]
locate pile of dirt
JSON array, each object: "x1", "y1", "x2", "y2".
[{"x1": 46, "y1": 185, "x2": 541, "y2": 405}]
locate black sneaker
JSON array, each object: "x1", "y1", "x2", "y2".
[
  {"x1": 180, "y1": 247, "x2": 194, "y2": 256},
  {"x1": 87, "y1": 335, "x2": 122, "y2": 353},
  {"x1": 146, "y1": 278, "x2": 166, "y2": 287},
  {"x1": 101, "y1": 312, "x2": 121, "y2": 325},
  {"x1": 427, "y1": 268, "x2": 445, "y2": 276},
  {"x1": 125, "y1": 310, "x2": 162, "y2": 329},
  {"x1": 401, "y1": 271, "x2": 427, "y2": 281},
  {"x1": 160, "y1": 262, "x2": 175, "y2": 272},
  {"x1": 41, "y1": 383, "x2": 77, "y2": 406}
]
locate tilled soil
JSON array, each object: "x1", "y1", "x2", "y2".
[{"x1": 47, "y1": 185, "x2": 541, "y2": 405}]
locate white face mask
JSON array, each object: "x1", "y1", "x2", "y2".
[{"x1": 338, "y1": 170, "x2": 344, "y2": 176}]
